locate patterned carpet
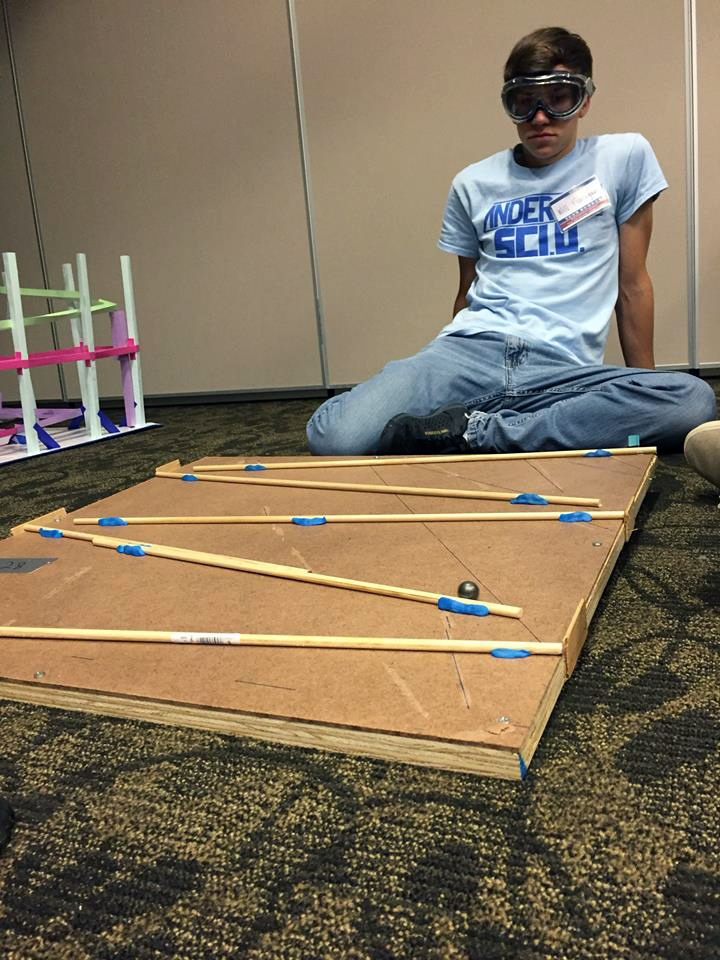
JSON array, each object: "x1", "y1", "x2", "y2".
[{"x1": 1, "y1": 391, "x2": 719, "y2": 960}]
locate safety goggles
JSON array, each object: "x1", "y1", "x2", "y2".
[{"x1": 501, "y1": 73, "x2": 596, "y2": 123}]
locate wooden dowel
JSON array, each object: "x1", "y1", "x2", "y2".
[
  {"x1": 25, "y1": 524, "x2": 95, "y2": 542},
  {"x1": 191, "y1": 447, "x2": 657, "y2": 472},
  {"x1": 26, "y1": 525, "x2": 313, "y2": 575},
  {"x1": 0, "y1": 626, "x2": 561, "y2": 655},
  {"x1": 73, "y1": 509, "x2": 626, "y2": 526},
  {"x1": 24, "y1": 525, "x2": 522, "y2": 618},
  {"x1": 91, "y1": 537, "x2": 522, "y2": 618},
  {"x1": 156, "y1": 469, "x2": 601, "y2": 508}
]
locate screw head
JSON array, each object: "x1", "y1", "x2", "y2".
[
  {"x1": 33, "y1": 671, "x2": 45, "y2": 679},
  {"x1": 592, "y1": 541, "x2": 603, "y2": 547},
  {"x1": 497, "y1": 715, "x2": 510, "y2": 724}
]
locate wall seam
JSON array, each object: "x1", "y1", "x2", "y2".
[
  {"x1": 286, "y1": 0, "x2": 330, "y2": 389},
  {"x1": 684, "y1": 0, "x2": 699, "y2": 369}
]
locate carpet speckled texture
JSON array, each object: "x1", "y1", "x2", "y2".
[{"x1": 1, "y1": 391, "x2": 719, "y2": 960}]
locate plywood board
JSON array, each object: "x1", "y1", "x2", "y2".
[{"x1": 0, "y1": 453, "x2": 655, "y2": 779}]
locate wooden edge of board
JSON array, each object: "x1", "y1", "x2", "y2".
[
  {"x1": 567, "y1": 459, "x2": 654, "y2": 673},
  {"x1": 11, "y1": 506, "x2": 68, "y2": 537},
  {"x1": 0, "y1": 679, "x2": 524, "y2": 781},
  {"x1": 623, "y1": 455, "x2": 657, "y2": 541},
  {"x1": 584, "y1": 524, "x2": 627, "y2": 633},
  {"x1": 517, "y1": 655, "x2": 567, "y2": 771},
  {"x1": 155, "y1": 459, "x2": 182, "y2": 474}
]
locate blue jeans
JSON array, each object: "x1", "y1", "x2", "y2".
[{"x1": 307, "y1": 332, "x2": 717, "y2": 454}]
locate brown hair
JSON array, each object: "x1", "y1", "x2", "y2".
[{"x1": 504, "y1": 27, "x2": 593, "y2": 81}]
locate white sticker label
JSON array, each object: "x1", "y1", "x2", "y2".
[
  {"x1": 549, "y1": 175, "x2": 611, "y2": 232},
  {"x1": 171, "y1": 632, "x2": 243, "y2": 645}
]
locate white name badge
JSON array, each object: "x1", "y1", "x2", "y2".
[{"x1": 549, "y1": 175, "x2": 611, "y2": 232}]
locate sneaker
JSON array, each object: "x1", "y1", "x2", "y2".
[
  {"x1": 684, "y1": 419, "x2": 720, "y2": 490},
  {"x1": 0, "y1": 797, "x2": 14, "y2": 854},
  {"x1": 377, "y1": 404, "x2": 470, "y2": 454}
]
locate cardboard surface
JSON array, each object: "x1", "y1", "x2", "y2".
[{"x1": 0, "y1": 453, "x2": 654, "y2": 772}]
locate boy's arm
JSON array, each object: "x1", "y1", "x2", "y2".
[
  {"x1": 453, "y1": 256, "x2": 476, "y2": 317},
  {"x1": 615, "y1": 200, "x2": 656, "y2": 369}
]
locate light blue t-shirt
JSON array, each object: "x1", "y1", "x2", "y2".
[{"x1": 437, "y1": 133, "x2": 667, "y2": 366}]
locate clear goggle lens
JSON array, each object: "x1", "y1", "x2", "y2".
[{"x1": 501, "y1": 74, "x2": 595, "y2": 122}]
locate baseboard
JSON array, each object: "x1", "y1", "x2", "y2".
[{"x1": 14, "y1": 365, "x2": 718, "y2": 413}]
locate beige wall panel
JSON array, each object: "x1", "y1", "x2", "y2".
[
  {"x1": 0, "y1": 13, "x2": 59, "y2": 404},
  {"x1": 8, "y1": 0, "x2": 321, "y2": 397},
  {"x1": 697, "y1": 0, "x2": 720, "y2": 364},
  {"x1": 298, "y1": 0, "x2": 688, "y2": 385}
]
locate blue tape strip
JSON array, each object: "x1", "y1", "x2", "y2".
[
  {"x1": 244, "y1": 464, "x2": 267, "y2": 471},
  {"x1": 292, "y1": 517, "x2": 327, "y2": 526},
  {"x1": 510, "y1": 493, "x2": 549, "y2": 505},
  {"x1": 519, "y1": 755, "x2": 528, "y2": 779},
  {"x1": 558, "y1": 511, "x2": 593, "y2": 523},
  {"x1": 116, "y1": 544, "x2": 146, "y2": 557},
  {"x1": 491, "y1": 648, "x2": 531, "y2": 659},
  {"x1": 98, "y1": 410, "x2": 120, "y2": 435},
  {"x1": 99, "y1": 517, "x2": 129, "y2": 526},
  {"x1": 67, "y1": 404, "x2": 86, "y2": 430},
  {"x1": 438, "y1": 596, "x2": 489, "y2": 617},
  {"x1": 39, "y1": 528, "x2": 63, "y2": 538},
  {"x1": 584, "y1": 449, "x2": 612, "y2": 458},
  {"x1": 34, "y1": 423, "x2": 61, "y2": 450},
  {"x1": 627, "y1": 434, "x2": 640, "y2": 447},
  {"x1": 182, "y1": 474, "x2": 199, "y2": 482}
]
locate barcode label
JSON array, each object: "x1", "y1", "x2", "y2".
[{"x1": 170, "y1": 632, "x2": 243, "y2": 645}]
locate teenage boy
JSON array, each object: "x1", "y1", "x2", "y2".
[{"x1": 306, "y1": 26, "x2": 716, "y2": 455}]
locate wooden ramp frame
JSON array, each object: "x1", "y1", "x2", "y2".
[{"x1": 0, "y1": 452, "x2": 655, "y2": 780}]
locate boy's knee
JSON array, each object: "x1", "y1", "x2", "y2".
[
  {"x1": 306, "y1": 419, "x2": 348, "y2": 456},
  {"x1": 306, "y1": 406, "x2": 379, "y2": 456},
  {"x1": 675, "y1": 375, "x2": 718, "y2": 429},
  {"x1": 306, "y1": 413, "x2": 336, "y2": 455},
  {"x1": 692, "y1": 378, "x2": 718, "y2": 424},
  {"x1": 667, "y1": 374, "x2": 717, "y2": 441}
]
